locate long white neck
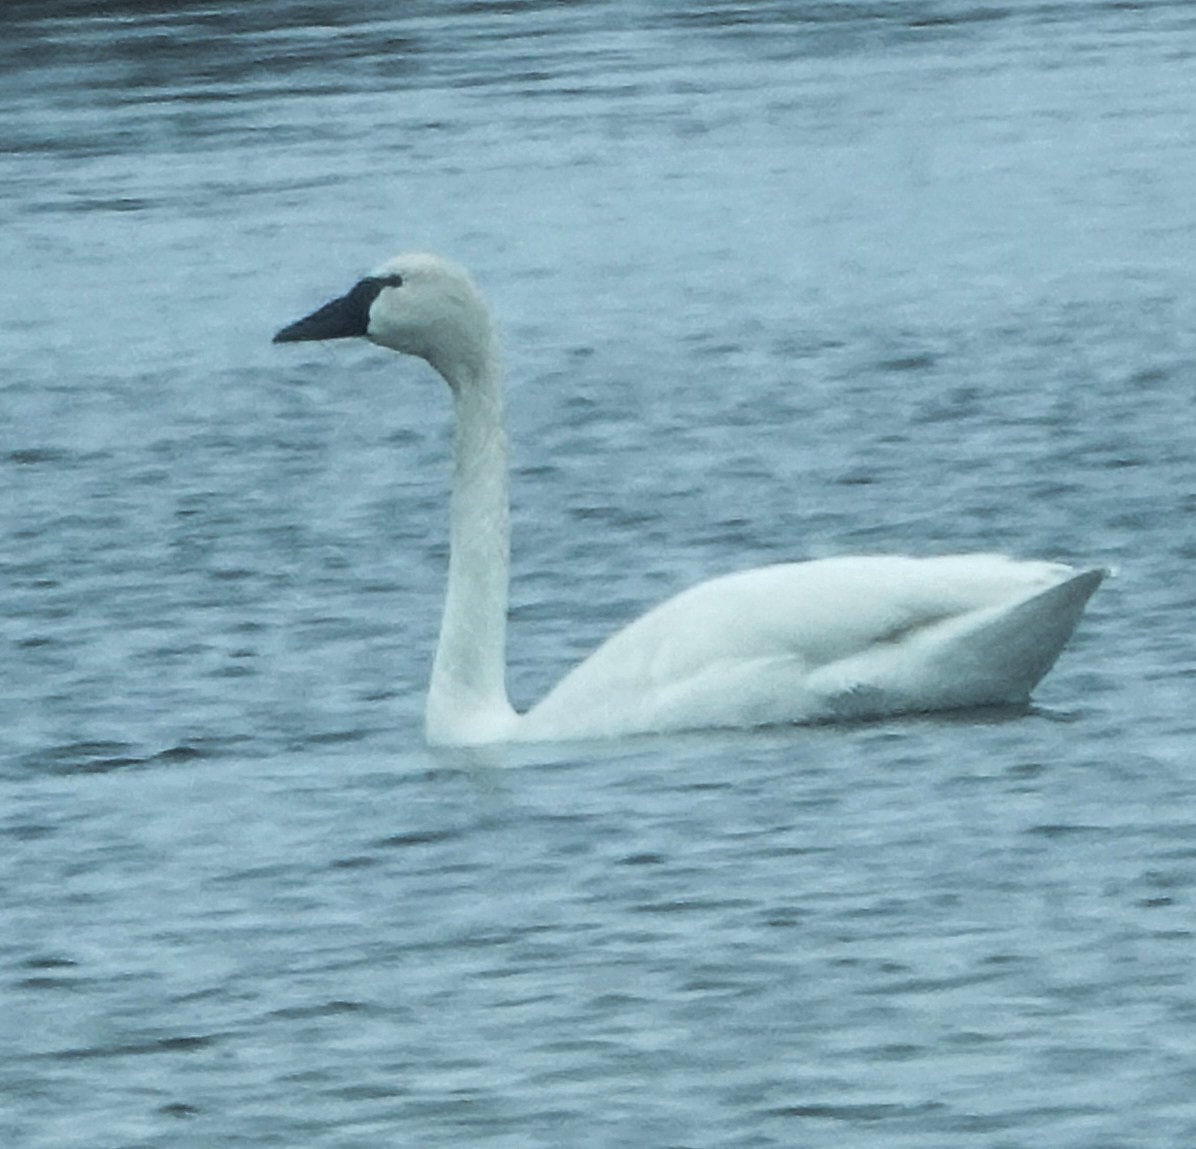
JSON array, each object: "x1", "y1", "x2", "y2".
[{"x1": 425, "y1": 353, "x2": 519, "y2": 744}]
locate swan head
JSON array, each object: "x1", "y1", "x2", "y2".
[{"x1": 274, "y1": 253, "x2": 495, "y2": 384}]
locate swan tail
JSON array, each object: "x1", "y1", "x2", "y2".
[
  {"x1": 812, "y1": 567, "x2": 1105, "y2": 718},
  {"x1": 916, "y1": 566, "x2": 1106, "y2": 705}
]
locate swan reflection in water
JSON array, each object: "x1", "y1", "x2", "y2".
[{"x1": 275, "y1": 254, "x2": 1103, "y2": 746}]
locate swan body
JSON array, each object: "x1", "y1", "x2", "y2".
[{"x1": 275, "y1": 253, "x2": 1103, "y2": 746}]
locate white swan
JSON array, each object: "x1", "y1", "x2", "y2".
[{"x1": 275, "y1": 253, "x2": 1103, "y2": 746}]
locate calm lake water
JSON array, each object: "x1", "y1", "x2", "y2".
[{"x1": 3, "y1": 1, "x2": 1196, "y2": 1146}]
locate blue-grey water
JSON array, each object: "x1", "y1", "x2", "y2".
[{"x1": 3, "y1": 2, "x2": 1196, "y2": 1146}]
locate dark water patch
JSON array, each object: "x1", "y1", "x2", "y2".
[
  {"x1": 19, "y1": 954, "x2": 79, "y2": 971},
  {"x1": 157, "y1": 740, "x2": 228, "y2": 764},
  {"x1": 1027, "y1": 822, "x2": 1111, "y2": 839},
  {"x1": 15, "y1": 955, "x2": 92, "y2": 991},
  {"x1": 331, "y1": 853, "x2": 380, "y2": 870},
  {"x1": 330, "y1": 1081, "x2": 411, "y2": 1102},
  {"x1": 760, "y1": 908, "x2": 810, "y2": 930},
  {"x1": 11, "y1": 740, "x2": 143, "y2": 775},
  {"x1": 908, "y1": 5, "x2": 1016, "y2": 29},
  {"x1": 632, "y1": 897, "x2": 752, "y2": 915},
  {"x1": 456, "y1": 926, "x2": 546, "y2": 952},
  {"x1": 0, "y1": 816, "x2": 57, "y2": 841},
  {"x1": 7, "y1": 737, "x2": 241, "y2": 777},
  {"x1": 268, "y1": 999, "x2": 370, "y2": 1022},
  {"x1": 768, "y1": 1100, "x2": 947, "y2": 1122},
  {"x1": 15, "y1": 634, "x2": 62, "y2": 650},
  {"x1": 863, "y1": 968, "x2": 1007, "y2": 995},
  {"x1": 5, "y1": 447, "x2": 74, "y2": 465},
  {"x1": 19, "y1": 974, "x2": 89, "y2": 991},
  {"x1": 375, "y1": 827, "x2": 465, "y2": 849},
  {"x1": 874, "y1": 1042, "x2": 925, "y2": 1061},
  {"x1": 618, "y1": 851, "x2": 666, "y2": 865},
  {"x1": 31, "y1": 195, "x2": 155, "y2": 215},
  {"x1": 941, "y1": 1104, "x2": 1106, "y2": 1134},
  {"x1": 50, "y1": 1033, "x2": 217, "y2": 1062},
  {"x1": 301, "y1": 727, "x2": 374, "y2": 745},
  {"x1": 281, "y1": 727, "x2": 381, "y2": 756},
  {"x1": 209, "y1": 565, "x2": 256, "y2": 582},
  {"x1": 208, "y1": 861, "x2": 297, "y2": 888},
  {"x1": 879, "y1": 351, "x2": 938, "y2": 373}
]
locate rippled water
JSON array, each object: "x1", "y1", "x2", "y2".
[{"x1": 4, "y1": 2, "x2": 1196, "y2": 1146}]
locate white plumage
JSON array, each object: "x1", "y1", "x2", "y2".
[{"x1": 275, "y1": 253, "x2": 1102, "y2": 746}]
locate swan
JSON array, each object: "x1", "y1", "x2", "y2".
[{"x1": 274, "y1": 253, "x2": 1103, "y2": 746}]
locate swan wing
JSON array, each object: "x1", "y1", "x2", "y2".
[{"x1": 518, "y1": 555, "x2": 1102, "y2": 740}]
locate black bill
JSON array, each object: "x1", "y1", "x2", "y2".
[{"x1": 273, "y1": 277, "x2": 387, "y2": 343}]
